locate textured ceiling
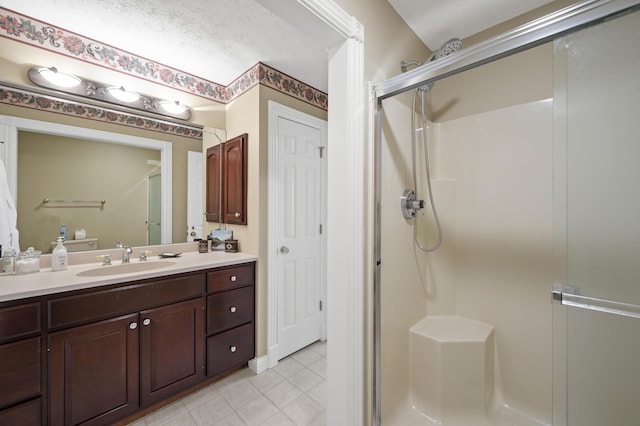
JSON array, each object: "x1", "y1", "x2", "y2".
[
  {"x1": 387, "y1": 0, "x2": 555, "y2": 50},
  {"x1": 0, "y1": 0, "x2": 330, "y2": 91},
  {"x1": 2, "y1": 0, "x2": 557, "y2": 95}
]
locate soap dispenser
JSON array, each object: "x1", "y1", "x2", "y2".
[{"x1": 51, "y1": 236, "x2": 68, "y2": 271}]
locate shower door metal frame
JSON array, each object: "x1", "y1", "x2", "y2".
[{"x1": 371, "y1": 0, "x2": 640, "y2": 424}]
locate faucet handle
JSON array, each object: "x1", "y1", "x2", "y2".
[
  {"x1": 139, "y1": 250, "x2": 151, "y2": 261},
  {"x1": 97, "y1": 254, "x2": 111, "y2": 266}
]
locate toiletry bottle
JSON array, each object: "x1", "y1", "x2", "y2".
[
  {"x1": 60, "y1": 224, "x2": 67, "y2": 241},
  {"x1": 51, "y1": 236, "x2": 68, "y2": 271}
]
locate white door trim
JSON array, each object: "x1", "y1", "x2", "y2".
[{"x1": 267, "y1": 101, "x2": 328, "y2": 367}]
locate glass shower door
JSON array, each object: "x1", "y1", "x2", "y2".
[{"x1": 552, "y1": 7, "x2": 640, "y2": 426}]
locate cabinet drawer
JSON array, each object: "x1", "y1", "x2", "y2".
[
  {"x1": 49, "y1": 273, "x2": 204, "y2": 329},
  {"x1": 0, "y1": 397, "x2": 41, "y2": 425},
  {"x1": 0, "y1": 303, "x2": 41, "y2": 342},
  {"x1": 207, "y1": 323, "x2": 254, "y2": 377},
  {"x1": 207, "y1": 286, "x2": 254, "y2": 335},
  {"x1": 207, "y1": 263, "x2": 254, "y2": 293},
  {"x1": 0, "y1": 337, "x2": 41, "y2": 409}
]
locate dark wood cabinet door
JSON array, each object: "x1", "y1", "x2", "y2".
[
  {"x1": 0, "y1": 337, "x2": 41, "y2": 409},
  {"x1": 139, "y1": 298, "x2": 205, "y2": 406},
  {"x1": 0, "y1": 398, "x2": 41, "y2": 425},
  {"x1": 49, "y1": 313, "x2": 139, "y2": 426},
  {"x1": 222, "y1": 134, "x2": 247, "y2": 225},
  {"x1": 205, "y1": 144, "x2": 222, "y2": 222},
  {"x1": 206, "y1": 133, "x2": 247, "y2": 225}
]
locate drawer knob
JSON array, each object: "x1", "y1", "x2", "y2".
[
  {"x1": 230, "y1": 306, "x2": 237, "y2": 313},
  {"x1": 129, "y1": 322, "x2": 137, "y2": 330},
  {"x1": 230, "y1": 345, "x2": 237, "y2": 353},
  {"x1": 143, "y1": 318, "x2": 151, "y2": 326},
  {"x1": 230, "y1": 275, "x2": 237, "y2": 282}
]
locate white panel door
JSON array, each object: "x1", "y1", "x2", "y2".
[{"x1": 277, "y1": 116, "x2": 324, "y2": 359}]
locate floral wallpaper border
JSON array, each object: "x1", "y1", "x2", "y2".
[
  {"x1": 0, "y1": 86, "x2": 204, "y2": 140},
  {"x1": 0, "y1": 7, "x2": 328, "y2": 111}
]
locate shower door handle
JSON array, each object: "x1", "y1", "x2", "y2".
[{"x1": 280, "y1": 246, "x2": 290, "y2": 254}]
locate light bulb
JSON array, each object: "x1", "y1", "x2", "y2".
[
  {"x1": 38, "y1": 67, "x2": 81, "y2": 88},
  {"x1": 107, "y1": 86, "x2": 140, "y2": 103},
  {"x1": 160, "y1": 100, "x2": 188, "y2": 114}
]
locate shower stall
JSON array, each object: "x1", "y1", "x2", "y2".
[{"x1": 372, "y1": 1, "x2": 640, "y2": 425}]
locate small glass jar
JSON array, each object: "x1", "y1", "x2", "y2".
[
  {"x1": 15, "y1": 247, "x2": 41, "y2": 274},
  {"x1": 2, "y1": 248, "x2": 16, "y2": 274}
]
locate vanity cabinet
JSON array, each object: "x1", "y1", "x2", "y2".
[
  {"x1": 206, "y1": 262, "x2": 255, "y2": 377},
  {"x1": 206, "y1": 133, "x2": 248, "y2": 225},
  {"x1": 48, "y1": 273, "x2": 205, "y2": 426},
  {"x1": 0, "y1": 259, "x2": 255, "y2": 426},
  {"x1": 0, "y1": 302, "x2": 42, "y2": 425}
]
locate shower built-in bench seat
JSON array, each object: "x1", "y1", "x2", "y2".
[{"x1": 410, "y1": 315, "x2": 495, "y2": 425}]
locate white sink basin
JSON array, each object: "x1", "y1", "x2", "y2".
[{"x1": 76, "y1": 261, "x2": 176, "y2": 277}]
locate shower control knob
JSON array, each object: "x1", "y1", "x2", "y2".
[{"x1": 401, "y1": 189, "x2": 425, "y2": 219}]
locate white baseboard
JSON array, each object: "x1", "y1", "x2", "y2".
[{"x1": 248, "y1": 355, "x2": 270, "y2": 374}]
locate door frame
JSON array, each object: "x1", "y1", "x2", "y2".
[{"x1": 267, "y1": 101, "x2": 328, "y2": 367}]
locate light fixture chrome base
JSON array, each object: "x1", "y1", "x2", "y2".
[{"x1": 401, "y1": 189, "x2": 425, "y2": 219}]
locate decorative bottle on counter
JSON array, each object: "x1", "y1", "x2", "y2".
[{"x1": 51, "y1": 237, "x2": 68, "y2": 271}]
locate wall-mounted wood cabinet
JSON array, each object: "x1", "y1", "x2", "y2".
[{"x1": 206, "y1": 133, "x2": 248, "y2": 225}]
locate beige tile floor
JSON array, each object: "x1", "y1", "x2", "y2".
[{"x1": 129, "y1": 341, "x2": 327, "y2": 426}]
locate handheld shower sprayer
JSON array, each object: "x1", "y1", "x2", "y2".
[{"x1": 399, "y1": 37, "x2": 463, "y2": 252}]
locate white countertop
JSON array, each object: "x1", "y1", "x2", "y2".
[{"x1": 0, "y1": 247, "x2": 257, "y2": 302}]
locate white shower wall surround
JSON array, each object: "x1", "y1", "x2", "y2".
[{"x1": 381, "y1": 99, "x2": 553, "y2": 425}]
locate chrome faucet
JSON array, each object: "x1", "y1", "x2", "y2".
[{"x1": 122, "y1": 245, "x2": 133, "y2": 264}]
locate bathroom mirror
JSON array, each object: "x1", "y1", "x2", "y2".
[{"x1": 1, "y1": 114, "x2": 208, "y2": 254}]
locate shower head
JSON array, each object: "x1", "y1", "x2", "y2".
[
  {"x1": 428, "y1": 38, "x2": 463, "y2": 62},
  {"x1": 400, "y1": 38, "x2": 463, "y2": 73}
]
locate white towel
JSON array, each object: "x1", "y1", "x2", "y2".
[{"x1": 0, "y1": 158, "x2": 19, "y2": 254}]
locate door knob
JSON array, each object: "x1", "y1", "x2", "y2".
[{"x1": 280, "y1": 246, "x2": 290, "y2": 254}]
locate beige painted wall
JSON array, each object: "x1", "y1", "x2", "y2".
[
  {"x1": 203, "y1": 84, "x2": 327, "y2": 359},
  {"x1": 18, "y1": 131, "x2": 160, "y2": 252}
]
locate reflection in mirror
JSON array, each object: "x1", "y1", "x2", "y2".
[
  {"x1": 18, "y1": 131, "x2": 161, "y2": 252},
  {"x1": 1, "y1": 115, "x2": 174, "y2": 254}
]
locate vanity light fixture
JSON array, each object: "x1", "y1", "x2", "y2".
[
  {"x1": 37, "y1": 67, "x2": 81, "y2": 88},
  {"x1": 27, "y1": 66, "x2": 192, "y2": 121},
  {"x1": 106, "y1": 86, "x2": 140, "y2": 103}
]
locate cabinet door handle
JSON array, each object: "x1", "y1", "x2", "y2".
[
  {"x1": 230, "y1": 275, "x2": 237, "y2": 282},
  {"x1": 229, "y1": 306, "x2": 237, "y2": 313},
  {"x1": 129, "y1": 322, "x2": 138, "y2": 330},
  {"x1": 229, "y1": 345, "x2": 237, "y2": 353},
  {"x1": 235, "y1": 212, "x2": 241, "y2": 218},
  {"x1": 143, "y1": 318, "x2": 151, "y2": 326}
]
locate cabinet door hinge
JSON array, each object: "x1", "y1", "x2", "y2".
[
  {"x1": 319, "y1": 224, "x2": 323, "y2": 234},
  {"x1": 318, "y1": 146, "x2": 325, "y2": 158},
  {"x1": 319, "y1": 300, "x2": 323, "y2": 311}
]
